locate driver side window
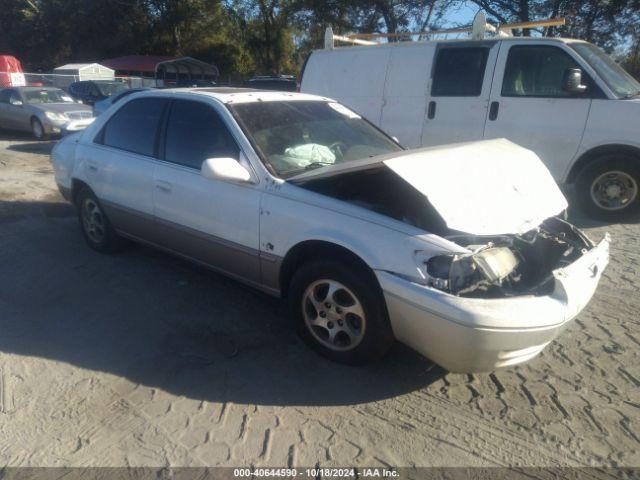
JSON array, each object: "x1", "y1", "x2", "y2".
[
  {"x1": 163, "y1": 99, "x2": 240, "y2": 170},
  {"x1": 502, "y1": 45, "x2": 582, "y2": 98},
  {"x1": 0, "y1": 90, "x2": 12, "y2": 103},
  {"x1": 9, "y1": 91, "x2": 21, "y2": 104}
]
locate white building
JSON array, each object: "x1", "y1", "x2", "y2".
[{"x1": 52, "y1": 63, "x2": 115, "y2": 88}]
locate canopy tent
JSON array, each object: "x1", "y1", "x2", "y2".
[
  {"x1": 155, "y1": 57, "x2": 219, "y2": 85},
  {"x1": 101, "y1": 55, "x2": 218, "y2": 87}
]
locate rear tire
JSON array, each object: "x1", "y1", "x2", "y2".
[
  {"x1": 31, "y1": 118, "x2": 47, "y2": 140},
  {"x1": 76, "y1": 187, "x2": 127, "y2": 253},
  {"x1": 288, "y1": 260, "x2": 394, "y2": 365},
  {"x1": 576, "y1": 155, "x2": 640, "y2": 220}
]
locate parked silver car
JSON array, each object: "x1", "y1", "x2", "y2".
[
  {"x1": 52, "y1": 89, "x2": 610, "y2": 371},
  {"x1": 0, "y1": 87, "x2": 94, "y2": 139}
]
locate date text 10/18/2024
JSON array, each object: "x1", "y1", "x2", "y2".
[{"x1": 233, "y1": 468, "x2": 400, "y2": 478}]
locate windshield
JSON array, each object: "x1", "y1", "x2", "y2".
[
  {"x1": 228, "y1": 101, "x2": 402, "y2": 178},
  {"x1": 96, "y1": 82, "x2": 128, "y2": 96},
  {"x1": 571, "y1": 43, "x2": 640, "y2": 98},
  {"x1": 22, "y1": 89, "x2": 75, "y2": 104}
]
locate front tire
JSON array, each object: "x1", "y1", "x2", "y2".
[
  {"x1": 576, "y1": 155, "x2": 640, "y2": 220},
  {"x1": 288, "y1": 260, "x2": 394, "y2": 365},
  {"x1": 31, "y1": 118, "x2": 47, "y2": 140},
  {"x1": 76, "y1": 187, "x2": 127, "y2": 253}
]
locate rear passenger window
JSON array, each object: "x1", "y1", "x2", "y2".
[
  {"x1": 431, "y1": 47, "x2": 489, "y2": 97},
  {"x1": 100, "y1": 97, "x2": 166, "y2": 156},
  {"x1": 164, "y1": 100, "x2": 239, "y2": 169},
  {"x1": 502, "y1": 45, "x2": 580, "y2": 97}
]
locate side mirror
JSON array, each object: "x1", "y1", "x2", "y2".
[
  {"x1": 10, "y1": 98, "x2": 23, "y2": 106},
  {"x1": 562, "y1": 68, "x2": 587, "y2": 94},
  {"x1": 201, "y1": 157, "x2": 252, "y2": 183}
]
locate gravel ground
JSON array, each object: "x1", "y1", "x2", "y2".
[{"x1": 0, "y1": 131, "x2": 639, "y2": 470}]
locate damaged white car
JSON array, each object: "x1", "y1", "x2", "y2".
[{"x1": 52, "y1": 89, "x2": 610, "y2": 372}]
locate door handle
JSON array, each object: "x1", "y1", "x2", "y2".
[
  {"x1": 427, "y1": 101, "x2": 436, "y2": 119},
  {"x1": 489, "y1": 101, "x2": 500, "y2": 121},
  {"x1": 87, "y1": 162, "x2": 98, "y2": 172},
  {"x1": 155, "y1": 181, "x2": 172, "y2": 193}
]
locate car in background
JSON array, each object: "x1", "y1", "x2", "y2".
[
  {"x1": 173, "y1": 78, "x2": 217, "y2": 88},
  {"x1": 93, "y1": 87, "x2": 150, "y2": 116},
  {"x1": 67, "y1": 80, "x2": 129, "y2": 105},
  {"x1": 243, "y1": 75, "x2": 297, "y2": 91},
  {"x1": 0, "y1": 86, "x2": 93, "y2": 139},
  {"x1": 51, "y1": 88, "x2": 609, "y2": 372}
]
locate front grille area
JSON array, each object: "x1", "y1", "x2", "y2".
[{"x1": 65, "y1": 111, "x2": 93, "y2": 120}]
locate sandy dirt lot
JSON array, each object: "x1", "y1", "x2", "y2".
[{"x1": 0, "y1": 132, "x2": 639, "y2": 470}]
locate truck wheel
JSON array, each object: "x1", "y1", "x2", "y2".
[
  {"x1": 576, "y1": 155, "x2": 640, "y2": 220},
  {"x1": 288, "y1": 260, "x2": 394, "y2": 365},
  {"x1": 31, "y1": 118, "x2": 47, "y2": 140},
  {"x1": 76, "y1": 187, "x2": 127, "y2": 253}
]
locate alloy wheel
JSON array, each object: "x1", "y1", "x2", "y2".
[
  {"x1": 302, "y1": 279, "x2": 366, "y2": 351},
  {"x1": 32, "y1": 120, "x2": 44, "y2": 139},
  {"x1": 82, "y1": 198, "x2": 106, "y2": 244}
]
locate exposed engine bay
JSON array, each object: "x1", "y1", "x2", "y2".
[
  {"x1": 426, "y1": 217, "x2": 594, "y2": 298},
  {"x1": 296, "y1": 165, "x2": 451, "y2": 234},
  {"x1": 295, "y1": 165, "x2": 595, "y2": 299}
]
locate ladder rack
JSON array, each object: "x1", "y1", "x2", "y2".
[{"x1": 324, "y1": 13, "x2": 565, "y2": 49}]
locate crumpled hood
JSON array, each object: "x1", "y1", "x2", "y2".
[{"x1": 383, "y1": 139, "x2": 568, "y2": 235}]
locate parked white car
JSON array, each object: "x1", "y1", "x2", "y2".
[
  {"x1": 301, "y1": 35, "x2": 640, "y2": 220},
  {"x1": 51, "y1": 88, "x2": 610, "y2": 372}
]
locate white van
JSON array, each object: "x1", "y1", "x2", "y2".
[{"x1": 301, "y1": 31, "x2": 640, "y2": 220}]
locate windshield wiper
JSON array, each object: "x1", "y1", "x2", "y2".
[
  {"x1": 304, "y1": 161, "x2": 334, "y2": 170},
  {"x1": 622, "y1": 91, "x2": 640, "y2": 99},
  {"x1": 280, "y1": 161, "x2": 333, "y2": 177}
]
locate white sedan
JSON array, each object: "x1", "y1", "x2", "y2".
[{"x1": 51, "y1": 88, "x2": 610, "y2": 372}]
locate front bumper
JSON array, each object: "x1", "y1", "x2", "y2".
[
  {"x1": 378, "y1": 235, "x2": 610, "y2": 373},
  {"x1": 61, "y1": 118, "x2": 94, "y2": 136}
]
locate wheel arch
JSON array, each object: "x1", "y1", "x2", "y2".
[
  {"x1": 70, "y1": 178, "x2": 92, "y2": 206},
  {"x1": 566, "y1": 144, "x2": 640, "y2": 184},
  {"x1": 279, "y1": 240, "x2": 382, "y2": 298}
]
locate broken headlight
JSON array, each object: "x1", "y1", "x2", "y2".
[{"x1": 423, "y1": 247, "x2": 519, "y2": 295}]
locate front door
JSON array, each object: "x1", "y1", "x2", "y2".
[
  {"x1": 483, "y1": 42, "x2": 594, "y2": 181},
  {"x1": 152, "y1": 98, "x2": 262, "y2": 285},
  {"x1": 0, "y1": 89, "x2": 13, "y2": 128},
  {"x1": 421, "y1": 43, "x2": 498, "y2": 146}
]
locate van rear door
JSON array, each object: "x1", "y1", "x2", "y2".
[
  {"x1": 483, "y1": 41, "x2": 594, "y2": 181},
  {"x1": 379, "y1": 43, "x2": 435, "y2": 148},
  {"x1": 421, "y1": 42, "x2": 498, "y2": 147},
  {"x1": 300, "y1": 47, "x2": 390, "y2": 125}
]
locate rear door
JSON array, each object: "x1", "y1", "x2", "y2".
[
  {"x1": 379, "y1": 44, "x2": 435, "y2": 148},
  {"x1": 152, "y1": 98, "x2": 261, "y2": 284},
  {"x1": 421, "y1": 42, "x2": 498, "y2": 146},
  {"x1": 88, "y1": 96, "x2": 168, "y2": 239},
  {"x1": 483, "y1": 42, "x2": 594, "y2": 180}
]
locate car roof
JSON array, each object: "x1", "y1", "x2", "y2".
[
  {"x1": 75, "y1": 80, "x2": 125, "y2": 84},
  {"x1": 151, "y1": 87, "x2": 332, "y2": 104},
  {"x1": 11, "y1": 86, "x2": 62, "y2": 91}
]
